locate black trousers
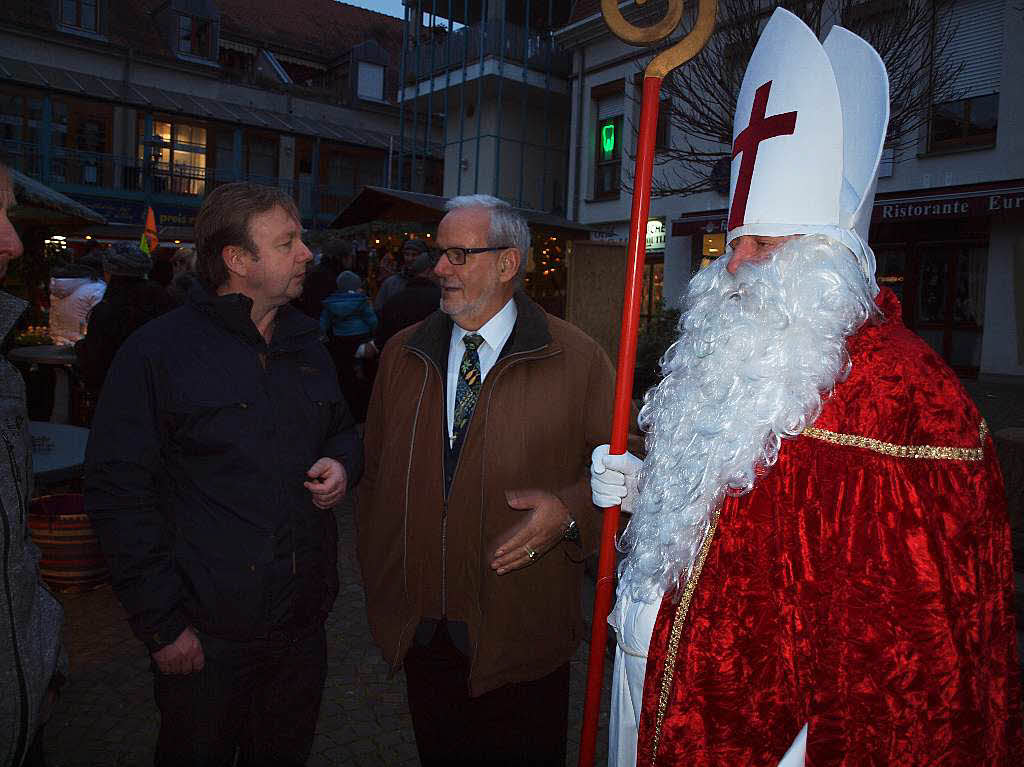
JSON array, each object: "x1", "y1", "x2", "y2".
[
  {"x1": 404, "y1": 622, "x2": 571, "y2": 767},
  {"x1": 153, "y1": 625, "x2": 326, "y2": 767}
]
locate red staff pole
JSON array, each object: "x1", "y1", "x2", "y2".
[{"x1": 578, "y1": 75, "x2": 663, "y2": 767}]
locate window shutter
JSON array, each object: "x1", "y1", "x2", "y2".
[
  {"x1": 938, "y1": 0, "x2": 1005, "y2": 99},
  {"x1": 597, "y1": 93, "x2": 624, "y2": 120}
]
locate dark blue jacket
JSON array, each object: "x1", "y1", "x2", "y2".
[{"x1": 85, "y1": 286, "x2": 362, "y2": 651}]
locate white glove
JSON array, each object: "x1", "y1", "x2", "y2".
[{"x1": 590, "y1": 444, "x2": 642, "y2": 513}]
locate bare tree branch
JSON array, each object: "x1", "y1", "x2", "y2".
[{"x1": 622, "y1": 0, "x2": 960, "y2": 199}]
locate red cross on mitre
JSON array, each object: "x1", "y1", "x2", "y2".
[{"x1": 727, "y1": 80, "x2": 798, "y2": 231}]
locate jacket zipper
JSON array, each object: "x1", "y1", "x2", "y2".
[
  {"x1": 409, "y1": 342, "x2": 557, "y2": 658},
  {"x1": 1, "y1": 427, "x2": 31, "y2": 766}
]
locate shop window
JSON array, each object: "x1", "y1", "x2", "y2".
[
  {"x1": 639, "y1": 260, "x2": 664, "y2": 327},
  {"x1": 178, "y1": 14, "x2": 214, "y2": 59},
  {"x1": 61, "y1": 0, "x2": 99, "y2": 33},
  {"x1": 928, "y1": 95, "x2": 998, "y2": 152}
]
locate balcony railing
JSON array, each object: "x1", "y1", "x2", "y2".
[
  {"x1": 404, "y1": 20, "x2": 571, "y2": 84},
  {"x1": 2, "y1": 140, "x2": 381, "y2": 222}
]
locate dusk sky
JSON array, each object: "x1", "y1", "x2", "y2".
[{"x1": 341, "y1": 0, "x2": 406, "y2": 19}]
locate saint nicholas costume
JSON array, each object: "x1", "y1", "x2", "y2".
[{"x1": 611, "y1": 9, "x2": 1023, "y2": 766}]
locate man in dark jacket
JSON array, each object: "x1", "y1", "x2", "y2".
[
  {"x1": 85, "y1": 182, "x2": 362, "y2": 766},
  {"x1": 358, "y1": 195, "x2": 615, "y2": 766}
]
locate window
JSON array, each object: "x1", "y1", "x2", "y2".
[
  {"x1": 138, "y1": 117, "x2": 207, "y2": 196},
  {"x1": 178, "y1": 14, "x2": 213, "y2": 59},
  {"x1": 928, "y1": 0, "x2": 1003, "y2": 152},
  {"x1": 929, "y1": 94, "x2": 999, "y2": 151},
  {"x1": 61, "y1": 0, "x2": 98, "y2": 33},
  {"x1": 246, "y1": 135, "x2": 277, "y2": 181},
  {"x1": 593, "y1": 86, "x2": 624, "y2": 199},
  {"x1": 357, "y1": 62, "x2": 385, "y2": 102},
  {"x1": 632, "y1": 75, "x2": 671, "y2": 151}
]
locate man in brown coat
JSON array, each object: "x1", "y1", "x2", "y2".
[{"x1": 358, "y1": 194, "x2": 615, "y2": 766}]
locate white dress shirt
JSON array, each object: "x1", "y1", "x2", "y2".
[{"x1": 446, "y1": 298, "x2": 517, "y2": 445}]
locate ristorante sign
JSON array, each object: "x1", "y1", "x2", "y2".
[
  {"x1": 872, "y1": 186, "x2": 1024, "y2": 223},
  {"x1": 671, "y1": 181, "x2": 1024, "y2": 237}
]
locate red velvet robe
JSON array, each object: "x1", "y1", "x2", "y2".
[{"x1": 637, "y1": 289, "x2": 1023, "y2": 766}]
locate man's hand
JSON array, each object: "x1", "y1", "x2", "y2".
[
  {"x1": 490, "y1": 489, "x2": 571, "y2": 575},
  {"x1": 152, "y1": 626, "x2": 204, "y2": 675},
  {"x1": 591, "y1": 444, "x2": 642, "y2": 513},
  {"x1": 304, "y1": 457, "x2": 348, "y2": 509}
]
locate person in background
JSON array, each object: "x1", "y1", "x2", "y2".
[
  {"x1": 169, "y1": 246, "x2": 199, "y2": 303},
  {"x1": 367, "y1": 249, "x2": 440, "y2": 354},
  {"x1": 74, "y1": 241, "x2": 177, "y2": 396},
  {"x1": 294, "y1": 240, "x2": 347, "y2": 320},
  {"x1": 374, "y1": 239, "x2": 429, "y2": 313},
  {"x1": 321, "y1": 270, "x2": 377, "y2": 422},
  {"x1": 85, "y1": 182, "x2": 362, "y2": 766},
  {"x1": 0, "y1": 160, "x2": 67, "y2": 767},
  {"x1": 48, "y1": 252, "x2": 106, "y2": 345}
]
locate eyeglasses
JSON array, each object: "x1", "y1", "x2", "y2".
[{"x1": 432, "y1": 245, "x2": 511, "y2": 266}]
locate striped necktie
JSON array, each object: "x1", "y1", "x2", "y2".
[{"x1": 452, "y1": 333, "x2": 484, "y2": 446}]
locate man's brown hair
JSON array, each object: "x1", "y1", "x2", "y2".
[{"x1": 194, "y1": 182, "x2": 300, "y2": 290}]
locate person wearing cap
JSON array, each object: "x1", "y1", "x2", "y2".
[
  {"x1": 84, "y1": 182, "x2": 362, "y2": 765},
  {"x1": 320, "y1": 270, "x2": 377, "y2": 421},
  {"x1": 358, "y1": 194, "x2": 616, "y2": 765},
  {"x1": 74, "y1": 240, "x2": 177, "y2": 395},
  {"x1": 591, "y1": 10, "x2": 1022, "y2": 766},
  {"x1": 374, "y1": 238, "x2": 430, "y2": 312}
]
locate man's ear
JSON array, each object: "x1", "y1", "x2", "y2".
[
  {"x1": 497, "y1": 248, "x2": 520, "y2": 285},
  {"x1": 222, "y1": 245, "x2": 250, "y2": 280}
]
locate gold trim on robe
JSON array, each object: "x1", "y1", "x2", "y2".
[{"x1": 802, "y1": 419, "x2": 988, "y2": 462}]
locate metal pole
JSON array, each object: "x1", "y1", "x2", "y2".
[
  {"x1": 426, "y1": 2, "x2": 437, "y2": 193},
  {"x1": 493, "y1": 1, "x2": 505, "y2": 198},
  {"x1": 456, "y1": 0, "x2": 470, "y2": 195},
  {"x1": 473, "y1": 0, "x2": 486, "y2": 193},
  {"x1": 411, "y1": 0, "x2": 423, "y2": 190},
  {"x1": 442, "y1": 0, "x2": 453, "y2": 194},
  {"x1": 397, "y1": 2, "x2": 410, "y2": 189},
  {"x1": 518, "y1": 0, "x2": 530, "y2": 207}
]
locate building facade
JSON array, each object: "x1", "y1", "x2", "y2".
[
  {"x1": 0, "y1": 0, "x2": 442, "y2": 241},
  {"x1": 556, "y1": 0, "x2": 1024, "y2": 377},
  {"x1": 394, "y1": 0, "x2": 572, "y2": 214}
]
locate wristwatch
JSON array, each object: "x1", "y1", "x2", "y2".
[{"x1": 561, "y1": 515, "x2": 581, "y2": 544}]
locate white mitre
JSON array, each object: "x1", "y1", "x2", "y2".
[{"x1": 726, "y1": 7, "x2": 890, "y2": 295}]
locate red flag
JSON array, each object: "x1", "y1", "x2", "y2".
[{"x1": 140, "y1": 206, "x2": 158, "y2": 255}]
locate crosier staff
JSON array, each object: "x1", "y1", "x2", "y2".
[{"x1": 579, "y1": 2, "x2": 717, "y2": 765}]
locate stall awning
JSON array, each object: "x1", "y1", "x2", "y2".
[
  {"x1": 8, "y1": 168, "x2": 107, "y2": 227},
  {"x1": 330, "y1": 186, "x2": 595, "y2": 236}
]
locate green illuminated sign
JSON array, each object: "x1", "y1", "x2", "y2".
[{"x1": 601, "y1": 122, "x2": 616, "y2": 157}]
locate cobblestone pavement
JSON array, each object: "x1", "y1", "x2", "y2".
[{"x1": 39, "y1": 375, "x2": 1023, "y2": 767}]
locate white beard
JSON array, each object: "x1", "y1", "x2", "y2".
[{"x1": 618, "y1": 235, "x2": 881, "y2": 601}]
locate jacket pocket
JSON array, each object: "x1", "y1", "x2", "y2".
[{"x1": 162, "y1": 395, "x2": 255, "y2": 457}]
